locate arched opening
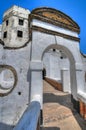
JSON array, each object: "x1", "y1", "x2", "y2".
[
  {"x1": 42, "y1": 44, "x2": 76, "y2": 94},
  {"x1": 30, "y1": 7, "x2": 86, "y2": 128},
  {"x1": 41, "y1": 44, "x2": 78, "y2": 128},
  {"x1": 42, "y1": 48, "x2": 70, "y2": 92}
]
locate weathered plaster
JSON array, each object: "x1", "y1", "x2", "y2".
[
  {"x1": 0, "y1": 5, "x2": 86, "y2": 129},
  {"x1": 2, "y1": 5, "x2": 30, "y2": 48}
]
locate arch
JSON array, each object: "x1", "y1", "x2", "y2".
[
  {"x1": 41, "y1": 44, "x2": 75, "y2": 63},
  {"x1": 30, "y1": 35, "x2": 84, "y2": 107},
  {"x1": 42, "y1": 43, "x2": 76, "y2": 93},
  {"x1": 30, "y1": 7, "x2": 84, "y2": 112}
]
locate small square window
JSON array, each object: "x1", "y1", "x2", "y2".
[
  {"x1": 19, "y1": 19, "x2": 24, "y2": 25},
  {"x1": 17, "y1": 30, "x2": 23, "y2": 37},
  {"x1": 3, "y1": 31, "x2": 7, "y2": 38},
  {"x1": 6, "y1": 20, "x2": 9, "y2": 26}
]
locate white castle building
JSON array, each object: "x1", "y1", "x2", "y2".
[{"x1": 0, "y1": 5, "x2": 86, "y2": 129}]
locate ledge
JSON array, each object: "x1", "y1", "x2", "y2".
[
  {"x1": 78, "y1": 91, "x2": 86, "y2": 104},
  {"x1": 30, "y1": 61, "x2": 43, "y2": 70}
]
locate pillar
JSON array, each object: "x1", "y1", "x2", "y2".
[
  {"x1": 61, "y1": 69, "x2": 70, "y2": 93},
  {"x1": 30, "y1": 61, "x2": 43, "y2": 125}
]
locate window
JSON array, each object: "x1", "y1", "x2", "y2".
[
  {"x1": 19, "y1": 19, "x2": 24, "y2": 25},
  {"x1": 17, "y1": 30, "x2": 23, "y2": 37},
  {"x1": 3, "y1": 31, "x2": 7, "y2": 38},
  {"x1": 6, "y1": 20, "x2": 9, "y2": 26}
]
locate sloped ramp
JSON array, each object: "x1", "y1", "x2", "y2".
[
  {"x1": 42, "y1": 80, "x2": 86, "y2": 130},
  {"x1": 45, "y1": 77, "x2": 63, "y2": 91}
]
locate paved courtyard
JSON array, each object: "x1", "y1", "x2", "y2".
[{"x1": 41, "y1": 80, "x2": 86, "y2": 130}]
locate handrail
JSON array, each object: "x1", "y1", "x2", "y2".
[{"x1": 13, "y1": 101, "x2": 41, "y2": 130}]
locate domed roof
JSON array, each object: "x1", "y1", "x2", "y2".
[{"x1": 30, "y1": 7, "x2": 80, "y2": 33}]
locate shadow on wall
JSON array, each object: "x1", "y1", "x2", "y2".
[
  {"x1": 40, "y1": 127, "x2": 60, "y2": 130},
  {"x1": 27, "y1": 68, "x2": 31, "y2": 101},
  {"x1": 27, "y1": 68, "x2": 31, "y2": 83},
  {"x1": 0, "y1": 122, "x2": 14, "y2": 130}
]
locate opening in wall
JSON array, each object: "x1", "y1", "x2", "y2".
[
  {"x1": 19, "y1": 19, "x2": 24, "y2": 25},
  {"x1": 60, "y1": 56, "x2": 63, "y2": 59},
  {"x1": 17, "y1": 30, "x2": 23, "y2": 38},
  {"x1": 3, "y1": 31, "x2": 7, "y2": 38},
  {"x1": 53, "y1": 49, "x2": 56, "y2": 52},
  {"x1": 42, "y1": 68, "x2": 46, "y2": 79},
  {"x1": 6, "y1": 20, "x2": 9, "y2": 26}
]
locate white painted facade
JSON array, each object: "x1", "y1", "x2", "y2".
[
  {"x1": 0, "y1": 5, "x2": 86, "y2": 129},
  {"x1": 32, "y1": 19, "x2": 78, "y2": 37},
  {"x1": 43, "y1": 50, "x2": 69, "y2": 81}
]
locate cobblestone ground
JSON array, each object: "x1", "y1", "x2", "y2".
[{"x1": 41, "y1": 80, "x2": 86, "y2": 130}]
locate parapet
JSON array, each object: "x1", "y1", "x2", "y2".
[{"x1": 3, "y1": 5, "x2": 30, "y2": 21}]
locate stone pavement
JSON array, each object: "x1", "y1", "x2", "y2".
[{"x1": 41, "y1": 80, "x2": 86, "y2": 130}]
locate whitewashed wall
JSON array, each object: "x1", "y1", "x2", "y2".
[
  {"x1": 0, "y1": 42, "x2": 31, "y2": 129},
  {"x1": 0, "y1": 5, "x2": 86, "y2": 129}
]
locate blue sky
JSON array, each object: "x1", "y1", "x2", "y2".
[{"x1": 0, "y1": 0, "x2": 86, "y2": 53}]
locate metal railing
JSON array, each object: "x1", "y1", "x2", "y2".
[{"x1": 13, "y1": 101, "x2": 41, "y2": 130}]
